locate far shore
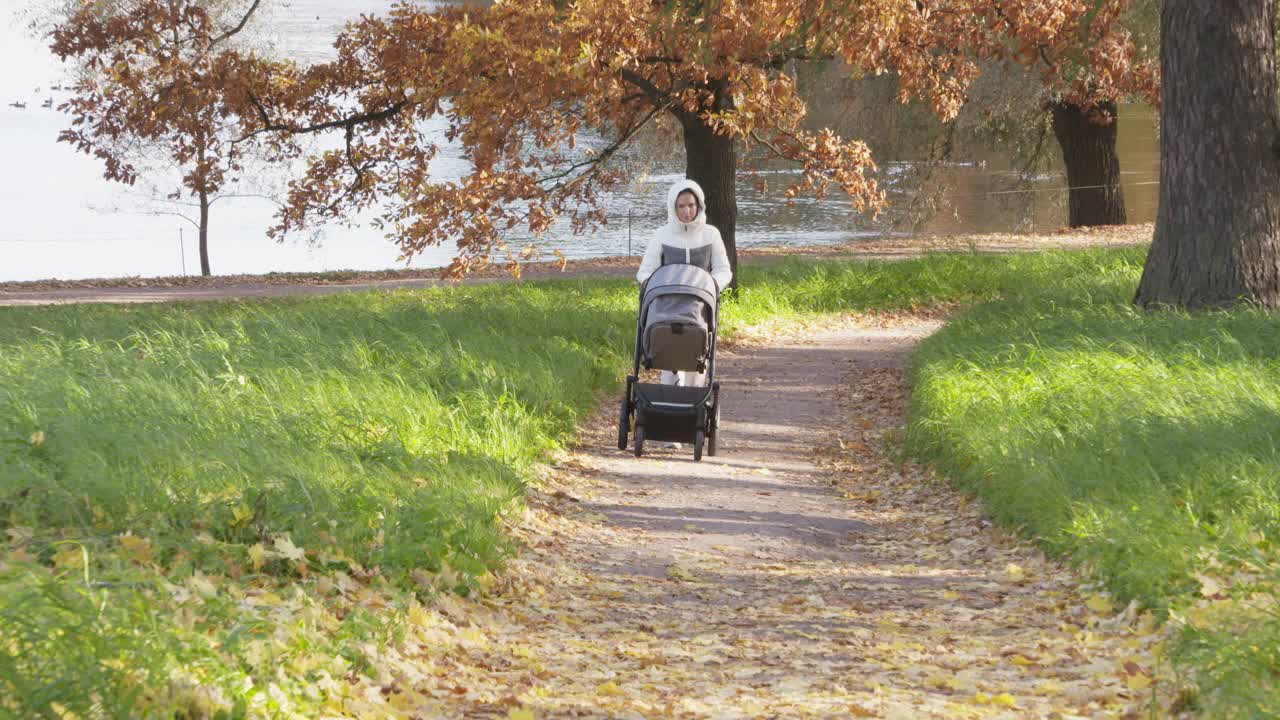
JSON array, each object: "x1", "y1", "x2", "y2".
[{"x1": 0, "y1": 224, "x2": 1151, "y2": 306}]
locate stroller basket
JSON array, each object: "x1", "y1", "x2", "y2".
[{"x1": 631, "y1": 383, "x2": 710, "y2": 443}]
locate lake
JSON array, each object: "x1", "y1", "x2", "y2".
[{"x1": 0, "y1": 1, "x2": 1159, "y2": 283}]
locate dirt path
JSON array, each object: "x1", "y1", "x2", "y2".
[{"x1": 378, "y1": 317, "x2": 1162, "y2": 719}]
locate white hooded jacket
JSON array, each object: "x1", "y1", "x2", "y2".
[{"x1": 635, "y1": 179, "x2": 733, "y2": 290}]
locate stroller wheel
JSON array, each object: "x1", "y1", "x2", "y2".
[
  {"x1": 693, "y1": 430, "x2": 705, "y2": 462},
  {"x1": 617, "y1": 396, "x2": 630, "y2": 450},
  {"x1": 633, "y1": 425, "x2": 645, "y2": 458}
]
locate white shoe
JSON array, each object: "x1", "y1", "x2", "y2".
[{"x1": 664, "y1": 442, "x2": 683, "y2": 449}]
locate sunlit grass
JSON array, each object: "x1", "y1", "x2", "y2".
[{"x1": 1, "y1": 283, "x2": 637, "y2": 581}]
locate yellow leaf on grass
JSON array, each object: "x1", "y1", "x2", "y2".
[
  {"x1": 248, "y1": 543, "x2": 267, "y2": 572},
  {"x1": 52, "y1": 546, "x2": 84, "y2": 572},
  {"x1": 460, "y1": 627, "x2": 488, "y2": 647},
  {"x1": 6, "y1": 548, "x2": 32, "y2": 565},
  {"x1": 1136, "y1": 611, "x2": 1159, "y2": 635},
  {"x1": 407, "y1": 604, "x2": 438, "y2": 628},
  {"x1": 273, "y1": 535, "x2": 306, "y2": 563},
  {"x1": 29, "y1": 431, "x2": 45, "y2": 447},
  {"x1": 1123, "y1": 661, "x2": 1152, "y2": 691},
  {"x1": 231, "y1": 504, "x2": 254, "y2": 527},
  {"x1": 117, "y1": 534, "x2": 152, "y2": 564},
  {"x1": 942, "y1": 590, "x2": 960, "y2": 601},
  {"x1": 596, "y1": 681, "x2": 624, "y2": 696},
  {"x1": 509, "y1": 709, "x2": 536, "y2": 720},
  {"x1": 387, "y1": 688, "x2": 432, "y2": 713},
  {"x1": 1195, "y1": 573, "x2": 1225, "y2": 597},
  {"x1": 1085, "y1": 594, "x2": 1113, "y2": 615},
  {"x1": 188, "y1": 571, "x2": 217, "y2": 599},
  {"x1": 1126, "y1": 673, "x2": 1152, "y2": 691},
  {"x1": 1184, "y1": 600, "x2": 1232, "y2": 630},
  {"x1": 1004, "y1": 563, "x2": 1026, "y2": 583}
]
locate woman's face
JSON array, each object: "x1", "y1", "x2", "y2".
[{"x1": 675, "y1": 192, "x2": 699, "y2": 223}]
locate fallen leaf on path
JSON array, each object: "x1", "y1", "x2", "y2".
[
  {"x1": 666, "y1": 564, "x2": 698, "y2": 582},
  {"x1": 595, "y1": 681, "x2": 624, "y2": 696}
]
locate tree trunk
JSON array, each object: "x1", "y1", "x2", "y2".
[
  {"x1": 198, "y1": 188, "x2": 211, "y2": 276},
  {"x1": 1050, "y1": 100, "x2": 1127, "y2": 227},
  {"x1": 681, "y1": 78, "x2": 739, "y2": 291},
  {"x1": 1135, "y1": 0, "x2": 1280, "y2": 309}
]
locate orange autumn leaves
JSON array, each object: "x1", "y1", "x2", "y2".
[
  {"x1": 50, "y1": 1, "x2": 257, "y2": 196},
  {"x1": 52, "y1": 0, "x2": 1156, "y2": 274}
]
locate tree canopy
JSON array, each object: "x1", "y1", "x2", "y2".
[
  {"x1": 50, "y1": 0, "x2": 272, "y2": 274},
  {"x1": 52, "y1": 0, "x2": 1156, "y2": 276}
]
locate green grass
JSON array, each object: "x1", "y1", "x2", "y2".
[
  {"x1": 3, "y1": 246, "x2": 1277, "y2": 716},
  {"x1": 904, "y1": 246, "x2": 1280, "y2": 717},
  {"x1": 2, "y1": 282, "x2": 637, "y2": 579},
  {"x1": 0, "y1": 280, "x2": 636, "y2": 717}
]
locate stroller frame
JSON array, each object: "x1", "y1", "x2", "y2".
[{"x1": 617, "y1": 264, "x2": 721, "y2": 461}]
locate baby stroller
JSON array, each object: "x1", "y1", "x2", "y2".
[{"x1": 617, "y1": 263, "x2": 721, "y2": 461}]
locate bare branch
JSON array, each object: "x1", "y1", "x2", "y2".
[
  {"x1": 246, "y1": 94, "x2": 410, "y2": 138},
  {"x1": 344, "y1": 124, "x2": 370, "y2": 189},
  {"x1": 620, "y1": 69, "x2": 683, "y2": 118},
  {"x1": 748, "y1": 129, "x2": 792, "y2": 162},
  {"x1": 536, "y1": 105, "x2": 664, "y2": 192},
  {"x1": 207, "y1": 192, "x2": 286, "y2": 209},
  {"x1": 209, "y1": 0, "x2": 263, "y2": 49}
]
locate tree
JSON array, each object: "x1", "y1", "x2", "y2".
[
  {"x1": 1049, "y1": 99, "x2": 1127, "y2": 226},
  {"x1": 1045, "y1": 0, "x2": 1159, "y2": 227},
  {"x1": 802, "y1": 0, "x2": 1158, "y2": 234},
  {"x1": 230, "y1": 0, "x2": 1149, "y2": 285},
  {"x1": 49, "y1": 0, "x2": 270, "y2": 276},
  {"x1": 1135, "y1": 0, "x2": 1280, "y2": 308},
  {"x1": 957, "y1": 0, "x2": 1158, "y2": 228}
]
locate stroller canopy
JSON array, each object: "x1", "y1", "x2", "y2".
[
  {"x1": 641, "y1": 264, "x2": 718, "y2": 372},
  {"x1": 642, "y1": 263, "x2": 718, "y2": 311}
]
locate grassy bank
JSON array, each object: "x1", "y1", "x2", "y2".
[
  {"x1": 905, "y1": 247, "x2": 1280, "y2": 716},
  {"x1": 3, "y1": 246, "x2": 1272, "y2": 716},
  {"x1": 1, "y1": 280, "x2": 638, "y2": 717}
]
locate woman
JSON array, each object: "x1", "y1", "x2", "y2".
[{"x1": 636, "y1": 178, "x2": 732, "y2": 392}]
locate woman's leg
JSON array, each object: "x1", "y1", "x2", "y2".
[
  {"x1": 661, "y1": 370, "x2": 705, "y2": 386},
  {"x1": 679, "y1": 370, "x2": 705, "y2": 387},
  {"x1": 659, "y1": 369, "x2": 683, "y2": 447}
]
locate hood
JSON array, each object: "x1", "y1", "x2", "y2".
[{"x1": 665, "y1": 178, "x2": 707, "y2": 233}]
